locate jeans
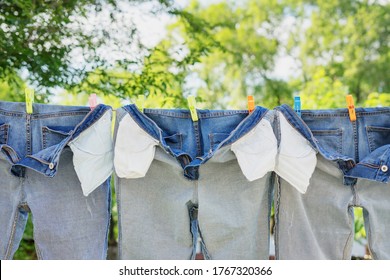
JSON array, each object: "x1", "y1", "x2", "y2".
[
  {"x1": 0, "y1": 102, "x2": 113, "y2": 259},
  {"x1": 114, "y1": 104, "x2": 281, "y2": 259},
  {"x1": 275, "y1": 105, "x2": 390, "y2": 259}
]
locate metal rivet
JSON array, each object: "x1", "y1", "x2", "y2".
[
  {"x1": 49, "y1": 163, "x2": 55, "y2": 170},
  {"x1": 381, "y1": 165, "x2": 388, "y2": 172}
]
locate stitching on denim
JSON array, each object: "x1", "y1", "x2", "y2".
[
  {"x1": 26, "y1": 155, "x2": 51, "y2": 165},
  {"x1": 32, "y1": 111, "x2": 90, "y2": 119},
  {"x1": 164, "y1": 133, "x2": 183, "y2": 151},
  {"x1": 356, "y1": 162, "x2": 380, "y2": 169},
  {"x1": 301, "y1": 109, "x2": 390, "y2": 118},
  {"x1": 104, "y1": 180, "x2": 111, "y2": 260},
  {"x1": 0, "y1": 124, "x2": 9, "y2": 145},
  {"x1": 268, "y1": 172, "x2": 275, "y2": 260},
  {"x1": 342, "y1": 206, "x2": 355, "y2": 259},
  {"x1": 31, "y1": 213, "x2": 44, "y2": 260},
  {"x1": 273, "y1": 175, "x2": 281, "y2": 260},
  {"x1": 366, "y1": 126, "x2": 390, "y2": 153},
  {"x1": 70, "y1": 107, "x2": 111, "y2": 141},
  {"x1": 116, "y1": 177, "x2": 122, "y2": 259},
  {"x1": 41, "y1": 126, "x2": 69, "y2": 150},
  {"x1": 143, "y1": 109, "x2": 249, "y2": 119},
  {"x1": 311, "y1": 129, "x2": 344, "y2": 155},
  {"x1": 209, "y1": 132, "x2": 229, "y2": 149},
  {"x1": 0, "y1": 111, "x2": 24, "y2": 117},
  {"x1": 353, "y1": 122, "x2": 359, "y2": 162},
  {"x1": 4, "y1": 208, "x2": 20, "y2": 260}
]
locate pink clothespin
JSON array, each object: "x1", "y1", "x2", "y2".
[{"x1": 89, "y1": 94, "x2": 97, "y2": 110}]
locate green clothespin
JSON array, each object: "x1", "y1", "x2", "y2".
[
  {"x1": 25, "y1": 88, "x2": 34, "y2": 114},
  {"x1": 135, "y1": 95, "x2": 145, "y2": 112},
  {"x1": 187, "y1": 96, "x2": 198, "y2": 122}
]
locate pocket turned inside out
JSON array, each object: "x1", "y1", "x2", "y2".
[
  {"x1": 311, "y1": 129, "x2": 343, "y2": 155},
  {"x1": 366, "y1": 126, "x2": 390, "y2": 153},
  {"x1": 41, "y1": 126, "x2": 73, "y2": 149}
]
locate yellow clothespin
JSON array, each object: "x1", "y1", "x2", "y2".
[
  {"x1": 89, "y1": 93, "x2": 98, "y2": 110},
  {"x1": 346, "y1": 94, "x2": 356, "y2": 122},
  {"x1": 247, "y1": 95, "x2": 255, "y2": 113},
  {"x1": 25, "y1": 88, "x2": 34, "y2": 114},
  {"x1": 135, "y1": 95, "x2": 145, "y2": 112},
  {"x1": 187, "y1": 96, "x2": 198, "y2": 122}
]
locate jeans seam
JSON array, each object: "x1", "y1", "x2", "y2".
[
  {"x1": 343, "y1": 206, "x2": 355, "y2": 259},
  {"x1": 274, "y1": 175, "x2": 281, "y2": 260},
  {"x1": 4, "y1": 209, "x2": 20, "y2": 260},
  {"x1": 116, "y1": 177, "x2": 122, "y2": 260},
  {"x1": 33, "y1": 215, "x2": 44, "y2": 260},
  {"x1": 104, "y1": 180, "x2": 111, "y2": 260}
]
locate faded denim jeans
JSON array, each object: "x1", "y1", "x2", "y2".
[
  {"x1": 275, "y1": 105, "x2": 390, "y2": 259},
  {"x1": 0, "y1": 102, "x2": 113, "y2": 259},
  {"x1": 114, "y1": 105, "x2": 315, "y2": 259}
]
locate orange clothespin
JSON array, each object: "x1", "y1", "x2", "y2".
[
  {"x1": 247, "y1": 95, "x2": 255, "y2": 113},
  {"x1": 89, "y1": 94, "x2": 97, "y2": 110},
  {"x1": 346, "y1": 95, "x2": 356, "y2": 122}
]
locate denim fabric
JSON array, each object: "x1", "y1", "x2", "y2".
[
  {"x1": 114, "y1": 104, "x2": 277, "y2": 259},
  {"x1": 275, "y1": 105, "x2": 390, "y2": 259},
  {"x1": 0, "y1": 102, "x2": 112, "y2": 259}
]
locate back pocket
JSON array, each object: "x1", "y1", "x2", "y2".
[
  {"x1": 0, "y1": 123, "x2": 10, "y2": 144},
  {"x1": 311, "y1": 129, "x2": 343, "y2": 155},
  {"x1": 163, "y1": 133, "x2": 183, "y2": 152},
  {"x1": 42, "y1": 126, "x2": 73, "y2": 149},
  {"x1": 366, "y1": 126, "x2": 390, "y2": 153}
]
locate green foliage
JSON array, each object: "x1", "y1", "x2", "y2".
[
  {"x1": 0, "y1": 72, "x2": 26, "y2": 102},
  {"x1": 364, "y1": 92, "x2": 390, "y2": 107},
  {"x1": 354, "y1": 207, "x2": 366, "y2": 245},
  {"x1": 293, "y1": 68, "x2": 348, "y2": 109},
  {"x1": 288, "y1": 0, "x2": 390, "y2": 103},
  {"x1": 4, "y1": 0, "x2": 390, "y2": 259},
  {"x1": 13, "y1": 215, "x2": 37, "y2": 260},
  {"x1": 165, "y1": 0, "x2": 288, "y2": 109}
]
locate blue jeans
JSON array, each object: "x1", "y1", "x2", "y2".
[
  {"x1": 114, "y1": 104, "x2": 277, "y2": 259},
  {"x1": 0, "y1": 102, "x2": 113, "y2": 259},
  {"x1": 275, "y1": 105, "x2": 390, "y2": 259}
]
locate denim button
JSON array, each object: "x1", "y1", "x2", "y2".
[
  {"x1": 49, "y1": 162, "x2": 55, "y2": 170},
  {"x1": 381, "y1": 165, "x2": 388, "y2": 172}
]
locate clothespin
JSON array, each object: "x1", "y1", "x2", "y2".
[
  {"x1": 135, "y1": 95, "x2": 145, "y2": 112},
  {"x1": 294, "y1": 96, "x2": 301, "y2": 117},
  {"x1": 346, "y1": 95, "x2": 356, "y2": 122},
  {"x1": 89, "y1": 93, "x2": 97, "y2": 110},
  {"x1": 25, "y1": 88, "x2": 34, "y2": 114},
  {"x1": 247, "y1": 95, "x2": 255, "y2": 113},
  {"x1": 187, "y1": 96, "x2": 198, "y2": 122}
]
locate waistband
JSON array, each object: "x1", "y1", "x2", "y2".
[
  {"x1": 0, "y1": 102, "x2": 113, "y2": 195},
  {"x1": 276, "y1": 104, "x2": 390, "y2": 185},
  {"x1": 119, "y1": 104, "x2": 269, "y2": 180},
  {"x1": 0, "y1": 101, "x2": 91, "y2": 117}
]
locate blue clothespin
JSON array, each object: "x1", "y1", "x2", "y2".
[{"x1": 294, "y1": 96, "x2": 301, "y2": 117}]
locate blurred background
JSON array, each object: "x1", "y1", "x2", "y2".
[{"x1": 1, "y1": 0, "x2": 389, "y2": 259}]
